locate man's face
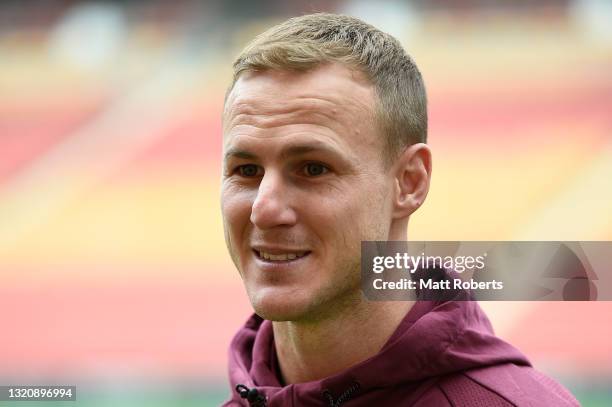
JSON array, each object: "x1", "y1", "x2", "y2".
[{"x1": 221, "y1": 63, "x2": 394, "y2": 321}]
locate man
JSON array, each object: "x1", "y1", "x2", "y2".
[{"x1": 220, "y1": 13, "x2": 578, "y2": 406}]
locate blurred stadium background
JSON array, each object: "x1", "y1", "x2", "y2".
[{"x1": 0, "y1": 0, "x2": 611, "y2": 406}]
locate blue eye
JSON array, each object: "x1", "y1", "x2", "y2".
[
  {"x1": 238, "y1": 164, "x2": 261, "y2": 177},
  {"x1": 304, "y1": 163, "x2": 328, "y2": 177}
]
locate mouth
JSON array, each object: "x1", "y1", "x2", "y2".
[{"x1": 253, "y1": 249, "x2": 311, "y2": 263}]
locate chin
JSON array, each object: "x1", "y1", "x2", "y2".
[{"x1": 248, "y1": 287, "x2": 314, "y2": 322}]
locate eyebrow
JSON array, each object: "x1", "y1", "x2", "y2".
[
  {"x1": 224, "y1": 142, "x2": 344, "y2": 162},
  {"x1": 224, "y1": 149, "x2": 256, "y2": 160}
]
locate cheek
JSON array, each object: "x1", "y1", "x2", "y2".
[
  {"x1": 335, "y1": 180, "x2": 392, "y2": 238},
  {"x1": 302, "y1": 192, "x2": 364, "y2": 248},
  {"x1": 221, "y1": 187, "x2": 254, "y2": 241}
]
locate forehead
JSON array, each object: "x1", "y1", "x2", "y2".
[
  {"x1": 225, "y1": 63, "x2": 374, "y2": 112},
  {"x1": 223, "y1": 63, "x2": 380, "y2": 152}
]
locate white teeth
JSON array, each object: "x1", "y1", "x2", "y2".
[{"x1": 257, "y1": 251, "x2": 307, "y2": 261}]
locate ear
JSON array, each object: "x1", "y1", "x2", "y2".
[{"x1": 392, "y1": 143, "x2": 432, "y2": 219}]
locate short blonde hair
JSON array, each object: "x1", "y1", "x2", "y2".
[{"x1": 228, "y1": 13, "x2": 427, "y2": 161}]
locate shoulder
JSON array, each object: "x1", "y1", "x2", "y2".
[{"x1": 415, "y1": 363, "x2": 579, "y2": 407}]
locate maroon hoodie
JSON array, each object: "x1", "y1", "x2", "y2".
[{"x1": 223, "y1": 299, "x2": 579, "y2": 406}]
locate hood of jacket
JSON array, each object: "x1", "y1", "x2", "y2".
[{"x1": 225, "y1": 297, "x2": 531, "y2": 406}]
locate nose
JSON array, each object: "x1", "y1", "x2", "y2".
[{"x1": 250, "y1": 171, "x2": 297, "y2": 229}]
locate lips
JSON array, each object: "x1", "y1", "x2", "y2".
[{"x1": 252, "y1": 248, "x2": 311, "y2": 262}]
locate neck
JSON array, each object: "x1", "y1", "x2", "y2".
[{"x1": 272, "y1": 296, "x2": 413, "y2": 384}]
